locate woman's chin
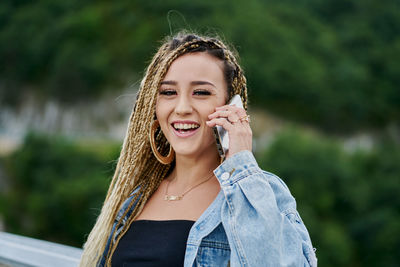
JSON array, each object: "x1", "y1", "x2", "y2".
[{"x1": 173, "y1": 148, "x2": 200, "y2": 158}]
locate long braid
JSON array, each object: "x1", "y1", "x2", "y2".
[{"x1": 79, "y1": 32, "x2": 248, "y2": 266}]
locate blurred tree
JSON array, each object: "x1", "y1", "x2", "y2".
[{"x1": 0, "y1": 133, "x2": 119, "y2": 246}]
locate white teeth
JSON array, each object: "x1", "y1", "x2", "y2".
[{"x1": 173, "y1": 123, "x2": 199, "y2": 130}]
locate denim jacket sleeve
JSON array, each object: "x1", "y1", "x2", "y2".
[{"x1": 214, "y1": 150, "x2": 317, "y2": 267}]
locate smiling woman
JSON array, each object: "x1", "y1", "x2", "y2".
[{"x1": 79, "y1": 32, "x2": 317, "y2": 267}]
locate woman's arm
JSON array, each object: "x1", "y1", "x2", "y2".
[{"x1": 214, "y1": 150, "x2": 317, "y2": 267}]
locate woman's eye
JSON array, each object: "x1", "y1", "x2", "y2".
[
  {"x1": 193, "y1": 90, "x2": 211, "y2": 96},
  {"x1": 159, "y1": 90, "x2": 176, "y2": 96}
]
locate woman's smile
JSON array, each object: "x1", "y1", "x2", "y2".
[{"x1": 171, "y1": 120, "x2": 200, "y2": 138}]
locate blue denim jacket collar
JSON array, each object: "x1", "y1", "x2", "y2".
[{"x1": 187, "y1": 189, "x2": 224, "y2": 246}]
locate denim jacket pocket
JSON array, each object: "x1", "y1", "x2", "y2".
[
  {"x1": 194, "y1": 223, "x2": 231, "y2": 267},
  {"x1": 195, "y1": 240, "x2": 230, "y2": 267}
]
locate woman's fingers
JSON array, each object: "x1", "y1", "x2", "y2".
[
  {"x1": 215, "y1": 105, "x2": 247, "y2": 119},
  {"x1": 207, "y1": 105, "x2": 252, "y2": 159},
  {"x1": 206, "y1": 117, "x2": 234, "y2": 129},
  {"x1": 208, "y1": 109, "x2": 240, "y2": 123}
]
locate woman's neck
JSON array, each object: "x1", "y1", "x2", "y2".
[{"x1": 168, "y1": 150, "x2": 220, "y2": 190}]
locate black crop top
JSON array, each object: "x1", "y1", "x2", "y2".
[{"x1": 111, "y1": 220, "x2": 196, "y2": 267}]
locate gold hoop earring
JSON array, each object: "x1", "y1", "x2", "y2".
[{"x1": 149, "y1": 120, "x2": 174, "y2": 164}]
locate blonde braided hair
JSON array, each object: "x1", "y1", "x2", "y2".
[{"x1": 79, "y1": 32, "x2": 248, "y2": 266}]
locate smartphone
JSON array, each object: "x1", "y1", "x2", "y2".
[{"x1": 212, "y1": 94, "x2": 244, "y2": 160}]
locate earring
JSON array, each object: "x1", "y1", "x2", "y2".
[{"x1": 149, "y1": 120, "x2": 174, "y2": 164}]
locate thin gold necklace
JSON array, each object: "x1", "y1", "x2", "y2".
[{"x1": 164, "y1": 172, "x2": 215, "y2": 201}]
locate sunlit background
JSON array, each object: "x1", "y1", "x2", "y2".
[{"x1": 0, "y1": 0, "x2": 399, "y2": 266}]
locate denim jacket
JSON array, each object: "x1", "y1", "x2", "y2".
[{"x1": 99, "y1": 150, "x2": 317, "y2": 267}]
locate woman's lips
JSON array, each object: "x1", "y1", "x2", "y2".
[{"x1": 171, "y1": 125, "x2": 200, "y2": 138}]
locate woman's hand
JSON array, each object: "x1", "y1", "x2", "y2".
[{"x1": 206, "y1": 105, "x2": 252, "y2": 159}]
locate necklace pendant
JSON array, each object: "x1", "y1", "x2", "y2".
[{"x1": 164, "y1": 195, "x2": 182, "y2": 201}]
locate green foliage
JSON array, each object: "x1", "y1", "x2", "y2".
[
  {"x1": 0, "y1": 0, "x2": 399, "y2": 131},
  {"x1": 258, "y1": 128, "x2": 400, "y2": 266},
  {"x1": 0, "y1": 133, "x2": 120, "y2": 246}
]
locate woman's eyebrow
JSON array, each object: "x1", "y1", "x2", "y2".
[
  {"x1": 190, "y1": 81, "x2": 216, "y2": 88},
  {"x1": 160, "y1": 80, "x2": 177, "y2": 85}
]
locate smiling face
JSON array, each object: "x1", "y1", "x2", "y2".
[{"x1": 155, "y1": 52, "x2": 228, "y2": 159}]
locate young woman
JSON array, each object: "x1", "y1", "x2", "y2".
[{"x1": 80, "y1": 33, "x2": 317, "y2": 267}]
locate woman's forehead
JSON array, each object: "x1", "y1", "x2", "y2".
[{"x1": 163, "y1": 52, "x2": 225, "y2": 82}]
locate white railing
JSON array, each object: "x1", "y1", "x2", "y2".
[{"x1": 0, "y1": 232, "x2": 82, "y2": 267}]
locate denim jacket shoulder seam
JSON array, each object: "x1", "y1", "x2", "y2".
[{"x1": 262, "y1": 170, "x2": 291, "y2": 191}]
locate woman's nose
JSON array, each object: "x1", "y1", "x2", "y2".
[{"x1": 175, "y1": 95, "x2": 193, "y2": 115}]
